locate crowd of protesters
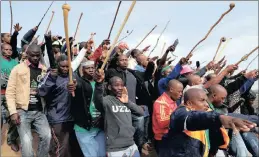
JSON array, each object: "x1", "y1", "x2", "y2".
[{"x1": 1, "y1": 19, "x2": 259, "y2": 157}]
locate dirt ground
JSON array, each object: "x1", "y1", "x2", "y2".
[{"x1": 1, "y1": 124, "x2": 39, "y2": 157}]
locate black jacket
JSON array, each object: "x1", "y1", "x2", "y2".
[
  {"x1": 10, "y1": 31, "x2": 19, "y2": 59},
  {"x1": 105, "y1": 63, "x2": 155, "y2": 107},
  {"x1": 71, "y1": 73, "x2": 103, "y2": 130}
]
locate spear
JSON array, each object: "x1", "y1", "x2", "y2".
[
  {"x1": 148, "y1": 20, "x2": 170, "y2": 57},
  {"x1": 186, "y1": 3, "x2": 235, "y2": 59},
  {"x1": 235, "y1": 46, "x2": 259, "y2": 66},
  {"x1": 107, "y1": 1, "x2": 122, "y2": 39},
  {"x1": 135, "y1": 25, "x2": 157, "y2": 49},
  {"x1": 101, "y1": 1, "x2": 136, "y2": 70}
]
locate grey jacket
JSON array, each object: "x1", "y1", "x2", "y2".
[{"x1": 94, "y1": 82, "x2": 144, "y2": 152}]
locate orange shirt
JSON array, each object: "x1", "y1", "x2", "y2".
[{"x1": 152, "y1": 92, "x2": 177, "y2": 140}]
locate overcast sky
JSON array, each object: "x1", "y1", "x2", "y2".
[{"x1": 1, "y1": 1, "x2": 258, "y2": 89}]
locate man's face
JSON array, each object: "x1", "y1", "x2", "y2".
[
  {"x1": 27, "y1": 50, "x2": 41, "y2": 66},
  {"x1": 193, "y1": 76, "x2": 203, "y2": 85},
  {"x1": 58, "y1": 60, "x2": 69, "y2": 75},
  {"x1": 103, "y1": 41, "x2": 110, "y2": 50},
  {"x1": 1, "y1": 44, "x2": 12, "y2": 58},
  {"x1": 82, "y1": 65, "x2": 95, "y2": 78},
  {"x1": 117, "y1": 55, "x2": 128, "y2": 69},
  {"x1": 109, "y1": 78, "x2": 124, "y2": 97},
  {"x1": 187, "y1": 91, "x2": 209, "y2": 112},
  {"x1": 213, "y1": 90, "x2": 227, "y2": 107},
  {"x1": 2, "y1": 33, "x2": 11, "y2": 44},
  {"x1": 170, "y1": 83, "x2": 183, "y2": 101},
  {"x1": 53, "y1": 48, "x2": 61, "y2": 61}
]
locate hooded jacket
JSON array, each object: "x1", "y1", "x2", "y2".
[{"x1": 93, "y1": 82, "x2": 144, "y2": 152}]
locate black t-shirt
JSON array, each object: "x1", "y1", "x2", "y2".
[{"x1": 28, "y1": 66, "x2": 43, "y2": 111}]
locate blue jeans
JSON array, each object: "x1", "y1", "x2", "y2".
[
  {"x1": 17, "y1": 109, "x2": 51, "y2": 157},
  {"x1": 75, "y1": 129, "x2": 106, "y2": 157},
  {"x1": 107, "y1": 144, "x2": 140, "y2": 157},
  {"x1": 1, "y1": 97, "x2": 19, "y2": 145},
  {"x1": 132, "y1": 115, "x2": 145, "y2": 151},
  {"x1": 241, "y1": 132, "x2": 259, "y2": 157},
  {"x1": 229, "y1": 132, "x2": 248, "y2": 157}
]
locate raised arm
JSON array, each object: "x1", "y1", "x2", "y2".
[
  {"x1": 44, "y1": 32, "x2": 56, "y2": 68},
  {"x1": 158, "y1": 63, "x2": 182, "y2": 94},
  {"x1": 71, "y1": 48, "x2": 87, "y2": 72},
  {"x1": 93, "y1": 82, "x2": 105, "y2": 113},
  {"x1": 203, "y1": 64, "x2": 237, "y2": 89},
  {"x1": 10, "y1": 24, "x2": 22, "y2": 59}
]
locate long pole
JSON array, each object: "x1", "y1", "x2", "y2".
[
  {"x1": 107, "y1": 1, "x2": 122, "y2": 39},
  {"x1": 62, "y1": 3, "x2": 75, "y2": 97},
  {"x1": 135, "y1": 25, "x2": 157, "y2": 49},
  {"x1": 101, "y1": 1, "x2": 136, "y2": 70}
]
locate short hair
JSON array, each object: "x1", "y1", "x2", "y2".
[
  {"x1": 108, "y1": 76, "x2": 123, "y2": 86},
  {"x1": 131, "y1": 49, "x2": 140, "y2": 57},
  {"x1": 1, "y1": 33, "x2": 7, "y2": 39},
  {"x1": 27, "y1": 44, "x2": 41, "y2": 53},
  {"x1": 56, "y1": 54, "x2": 68, "y2": 64},
  {"x1": 1, "y1": 43, "x2": 10, "y2": 49}
]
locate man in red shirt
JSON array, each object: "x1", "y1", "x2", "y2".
[{"x1": 152, "y1": 79, "x2": 183, "y2": 153}]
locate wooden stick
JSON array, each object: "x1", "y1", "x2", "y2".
[
  {"x1": 135, "y1": 25, "x2": 157, "y2": 49},
  {"x1": 187, "y1": 3, "x2": 235, "y2": 59},
  {"x1": 160, "y1": 42, "x2": 166, "y2": 57},
  {"x1": 213, "y1": 37, "x2": 226, "y2": 61},
  {"x1": 37, "y1": 1, "x2": 54, "y2": 28},
  {"x1": 101, "y1": 1, "x2": 136, "y2": 70},
  {"x1": 216, "y1": 37, "x2": 232, "y2": 61},
  {"x1": 73, "y1": 12, "x2": 83, "y2": 39},
  {"x1": 41, "y1": 11, "x2": 55, "y2": 43},
  {"x1": 108, "y1": 1, "x2": 122, "y2": 39},
  {"x1": 245, "y1": 54, "x2": 259, "y2": 70},
  {"x1": 90, "y1": 32, "x2": 96, "y2": 51},
  {"x1": 116, "y1": 29, "x2": 133, "y2": 44},
  {"x1": 235, "y1": 46, "x2": 259, "y2": 66},
  {"x1": 9, "y1": 0, "x2": 13, "y2": 34},
  {"x1": 62, "y1": 3, "x2": 75, "y2": 97},
  {"x1": 149, "y1": 20, "x2": 170, "y2": 57}
]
